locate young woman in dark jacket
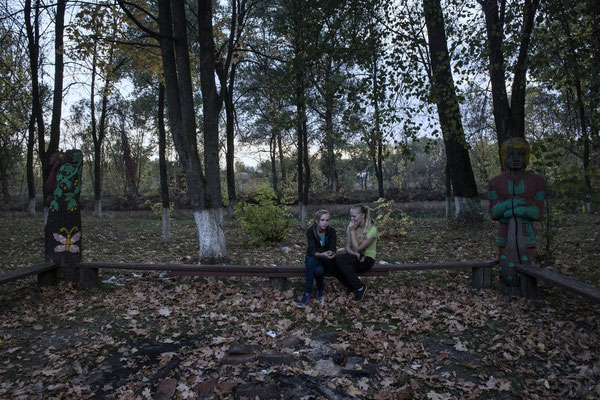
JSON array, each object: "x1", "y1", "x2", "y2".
[{"x1": 298, "y1": 210, "x2": 337, "y2": 307}]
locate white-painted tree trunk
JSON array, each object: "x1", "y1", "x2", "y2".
[
  {"x1": 586, "y1": 202, "x2": 596, "y2": 215},
  {"x1": 454, "y1": 196, "x2": 483, "y2": 221},
  {"x1": 194, "y1": 209, "x2": 228, "y2": 261},
  {"x1": 162, "y1": 207, "x2": 171, "y2": 242},
  {"x1": 298, "y1": 202, "x2": 307, "y2": 229},
  {"x1": 94, "y1": 200, "x2": 102, "y2": 218},
  {"x1": 445, "y1": 196, "x2": 452, "y2": 218},
  {"x1": 28, "y1": 199, "x2": 36, "y2": 217}
]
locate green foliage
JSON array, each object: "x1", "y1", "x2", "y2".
[
  {"x1": 373, "y1": 198, "x2": 412, "y2": 238},
  {"x1": 143, "y1": 200, "x2": 174, "y2": 219},
  {"x1": 536, "y1": 203, "x2": 565, "y2": 266},
  {"x1": 234, "y1": 183, "x2": 293, "y2": 245},
  {"x1": 550, "y1": 166, "x2": 596, "y2": 213}
]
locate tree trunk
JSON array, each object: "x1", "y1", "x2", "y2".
[
  {"x1": 27, "y1": 113, "x2": 36, "y2": 216},
  {"x1": 0, "y1": 160, "x2": 10, "y2": 201},
  {"x1": 158, "y1": 83, "x2": 171, "y2": 241},
  {"x1": 323, "y1": 60, "x2": 338, "y2": 193},
  {"x1": 296, "y1": 69, "x2": 309, "y2": 228},
  {"x1": 479, "y1": 0, "x2": 539, "y2": 154},
  {"x1": 560, "y1": 13, "x2": 593, "y2": 214},
  {"x1": 121, "y1": 127, "x2": 137, "y2": 197},
  {"x1": 216, "y1": 0, "x2": 249, "y2": 212},
  {"x1": 270, "y1": 132, "x2": 279, "y2": 198},
  {"x1": 424, "y1": 0, "x2": 482, "y2": 221},
  {"x1": 90, "y1": 49, "x2": 99, "y2": 215},
  {"x1": 198, "y1": 0, "x2": 223, "y2": 210},
  {"x1": 158, "y1": 1, "x2": 228, "y2": 260},
  {"x1": 194, "y1": 209, "x2": 227, "y2": 261},
  {"x1": 302, "y1": 105, "x2": 310, "y2": 222},
  {"x1": 44, "y1": 0, "x2": 66, "y2": 200},
  {"x1": 225, "y1": 74, "x2": 237, "y2": 210},
  {"x1": 444, "y1": 160, "x2": 452, "y2": 218},
  {"x1": 197, "y1": 0, "x2": 228, "y2": 260},
  {"x1": 25, "y1": 0, "x2": 44, "y2": 215},
  {"x1": 575, "y1": 79, "x2": 592, "y2": 212},
  {"x1": 158, "y1": 1, "x2": 205, "y2": 210},
  {"x1": 370, "y1": 51, "x2": 385, "y2": 199},
  {"x1": 278, "y1": 129, "x2": 285, "y2": 199},
  {"x1": 162, "y1": 208, "x2": 171, "y2": 242}
]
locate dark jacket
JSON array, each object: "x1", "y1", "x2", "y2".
[{"x1": 306, "y1": 226, "x2": 337, "y2": 257}]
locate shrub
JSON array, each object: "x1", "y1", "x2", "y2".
[
  {"x1": 234, "y1": 183, "x2": 293, "y2": 245},
  {"x1": 143, "y1": 199, "x2": 174, "y2": 218},
  {"x1": 373, "y1": 198, "x2": 412, "y2": 238}
]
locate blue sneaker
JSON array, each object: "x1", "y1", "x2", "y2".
[
  {"x1": 297, "y1": 292, "x2": 311, "y2": 308},
  {"x1": 316, "y1": 290, "x2": 324, "y2": 301}
]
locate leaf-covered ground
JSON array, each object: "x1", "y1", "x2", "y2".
[{"x1": 1, "y1": 212, "x2": 599, "y2": 399}]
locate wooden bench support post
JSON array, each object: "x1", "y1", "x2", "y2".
[
  {"x1": 37, "y1": 269, "x2": 58, "y2": 287},
  {"x1": 79, "y1": 267, "x2": 99, "y2": 289},
  {"x1": 269, "y1": 277, "x2": 288, "y2": 291},
  {"x1": 520, "y1": 272, "x2": 537, "y2": 299},
  {"x1": 472, "y1": 266, "x2": 491, "y2": 289}
]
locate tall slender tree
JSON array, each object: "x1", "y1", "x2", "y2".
[
  {"x1": 423, "y1": 0, "x2": 482, "y2": 220},
  {"x1": 157, "y1": 82, "x2": 171, "y2": 241},
  {"x1": 478, "y1": 0, "x2": 540, "y2": 151},
  {"x1": 24, "y1": 0, "x2": 43, "y2": 216},
  {"x1": 119, "y1": 0, "x2": 227, "y2": 260},
  {"x1": 214, "y1": 0, "x2": 256, "y2": 210},
  {"x1": 44, "y1": 0, "x2": 66, "y2": 204}
]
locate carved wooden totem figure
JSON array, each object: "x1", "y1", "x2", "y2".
[
  {"x1": 489, "y1": 138, "x2": 546, "y2": 290},
  {"x1": 43, "y1": 150, "x2": 95, "y2": 287}
]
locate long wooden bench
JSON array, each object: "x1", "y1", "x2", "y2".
[
  {"x1": 0, "y1": 260, "x2": 493, "y2": 286},
  {"x1": 4, "y1": 260, "x2": 598, "y2": 304},
  {"x1": 75, "y1": 260, "x2": 495, "y2": 277},
  {"x1": 73, "y1": 260, "x2": 496, "y2": 290},
  {"x1": 515, "y1": 264, "x2": 600, "y2": 303}
]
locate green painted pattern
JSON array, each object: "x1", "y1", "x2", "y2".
[
  {"x1": 534, "y1": 191, "x2": 545, "y2": 201},
  {"x1": 49, "y1": 152, "x2": 82, "y2": 213},
  {"x1": 508, "y1": 179, "x2": 525, "y2": 195},
  {"x1": 525, "y1": 222, "x2": 536, "y2": 244}
]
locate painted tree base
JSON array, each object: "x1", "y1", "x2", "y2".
[
  {"x1": 28, "y1": 199, "x2": 36, "y2": 217},
  {"x1": 94, "y1": 200, "x2": 102, "y2": 218},
  {"x1": 298, "y1": 203, "x2": 307, "y2": 229},
  {"x1": 453, "y1": 196, "x2": 483, "y2": 222},
  {"x1": 194, "y1": 209, "x2": 228, "y2": 260},
  {"x1": 162, "y1": 208, "x2": 171, "y2": 242}
]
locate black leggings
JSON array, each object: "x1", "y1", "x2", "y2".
[{"x1": 334, "y1": 254, "x2": 374, "y2": 290}]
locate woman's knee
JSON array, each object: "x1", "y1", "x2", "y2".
[
  {"x1": 305, "y1": 256, "x2": 321, "y2": 268},
  {"x1": 314, "y1": 265, "x2": 324, "y2": 277}
]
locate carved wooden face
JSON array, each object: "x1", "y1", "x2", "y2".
[{"x1": 505, "y1": 147, "x2": 526, "y2": 171}]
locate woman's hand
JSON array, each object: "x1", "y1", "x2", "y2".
[{"x1": 348, "y1": 220, "x2": 356, "y2": 232}]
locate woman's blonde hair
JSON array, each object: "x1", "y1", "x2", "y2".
[{"x1": 351, "y1": 204, "x2": 372, "y2": 233}]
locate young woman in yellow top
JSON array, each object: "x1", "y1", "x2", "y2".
[{"x1": 334, "y1": 204, "x2": 377, "y2": 301}]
